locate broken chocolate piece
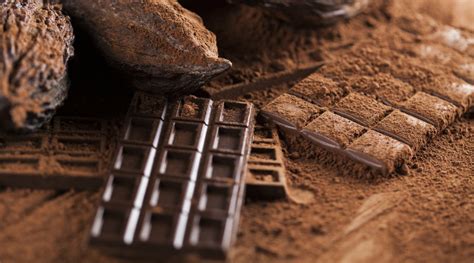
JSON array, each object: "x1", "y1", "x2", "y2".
[
  {"x1": 0, "y1": 116, "x2": 114, "y2": 190},
  {"x1": 261, "y1": 72, "x2": 469, "y2": 176},
  {"x1": 0, "y1": 0, "x2": 74, "y2": 131},
  {"x1": 228, "y1": 0, "x2": 370, "y2": 26},
  {"x1": 246, "y1": 125, "x2": 288, "y2": 200},
  {"x1": 62, "y1": 0, "x2": 231, "y2": 95},
  {"x1": 91, "y1": 92, "x2": 255, "y2": 260}
]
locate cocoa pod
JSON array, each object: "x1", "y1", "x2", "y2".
[
  {"x1": 61, "y1": 0, "x2": 232, "y2": 96},
  {"x1": 0, "y1": 0, "x2": 74, "y2": 131},
  {"x1": 228, "y1": 0, "x2": 370, "y2": 26}
]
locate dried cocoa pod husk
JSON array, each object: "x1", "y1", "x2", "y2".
[
  {"x1": 0, "y1": 0, "x2": 74, "y2": 131},
  {"x1": 228, "y1": 0, "x2": 370, "y2": 26},
  {"x1": 61, "y1": 0, "x2": 232, "y2": 96}
]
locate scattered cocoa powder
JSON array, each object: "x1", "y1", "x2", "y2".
[{"x1": 0, "y1": 0, "x2": 472, "y2": 263}]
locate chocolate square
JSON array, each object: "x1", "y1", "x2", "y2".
[
  {"x1": 374, "y1": 110, "x2": 437, "y2": 150},
  {"x1": 302, "y1": 111, "x2": 366, "y2": 149},
  {"x1": 214, "y1": 100, "x2": 252, "y2": 127},
  {"x1": 102, "y1": 173, "x2": 149, "y2": 207},
  {"x1": 170, "y1": 96, "x2": 212, "y2": 124},
  {"x1": 209, "y1": 125, "x2": 249, "y2": 155},
  {"x1": 246, "y1": 165, "x2": 286, "y2": 200},
  {"x1": 122, "y1": 117, "x2": 163, "y2": 147},
  {"x1": 401, "y1": 92, "x2": 458, "y2": 130},
  {"x1": 289, "y1": 73, "x2": 347, "y2": 107},
  {"x1": 346, "y1": 130, "x2": 413, "y2": 175},
  {"x1": 195, "y1": 182, "x2": 239, "y2": 215},
  {"x1": 144, "y1": 176, "x2": 194, "y2": 213},
  {"x1": 90, "y1": 204, "x2": 140, "y2": 246},
  {"x1": 164, "y1": 121, "x2": 207, "y2": 152},
  {"x1": 202, "y1": 153, "x2": 244, "y2": 183},
  {"x1": 260, "y1": 93, "x2": 322, "y2": 130},
  {"x1": 156, "y1": 149, "x2": 201, "y2": 181},
  {"x1": 332, "y1": 93, "x2": 392, "y2": 126},
  {"x1": 113, "y1": 144, "x2": 156, "y2": 176}
]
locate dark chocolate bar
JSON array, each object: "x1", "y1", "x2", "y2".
[
  {"x1": 0, "y1": 117, "x2": 114, "y2": 189},
  {"x1": 261, "y1": 72, "x2": 473, "y2": 176},
  {"x1": 245, "y1": 125, "x2": 288, "y2": 200},
  {"x1": 90, "y1": 92, "x2": 255, "y2": 260}
]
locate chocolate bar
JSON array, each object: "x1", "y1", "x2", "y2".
[
  {"x1": 246, "y1": 125, "x2": 287, "y2": 200},
  {"x1": 0, "y1": 117, "x2": 114, "y2": 189},
  {"x1": 90, "y1": 92, "x2": 255, "y2": 260},
  {"x1": 261, "y1": 72, "x2": 473, "y2": 176}
]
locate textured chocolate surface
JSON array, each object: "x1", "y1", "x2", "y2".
[
  {"x1": 0, "y1": 117, "x2": 114, "y2": 189},
  {"x1": 246, "y1": 125, "x2": 287, "y2": 200},
  {"x1": 261, "y1": 72, "x2": 471, "y2": 176},
  {"x1": 91, "y1": 92, "x2": 255, "y2": 260}
]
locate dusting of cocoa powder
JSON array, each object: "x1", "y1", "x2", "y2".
[{"x1": 0, "y1": 1, "x2": 472, "y2": 263}]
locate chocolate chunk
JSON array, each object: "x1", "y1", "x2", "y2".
[
  {"x1": 0, "y1": 116, "x2": 114, "y2": 189},
  {"x1": 0, "y1": 0, "x2": 74, "y2": 131},
  {"x1": 246, "y1": 125, "x2": 288, "y2": 200},
  {"x1": 401, "y1": 92, "x2": 458, "y2": 130},
  {"x1": 289, "y1": 73, "x2": 348, "y2": 107},
  {"x1": 91, "y1": 92, "x2": 255, "y2": 260},
  {"x1": 332, "y1": 93, "x2": 392, "y2": 126},
  {"x1": 229, "y1": 0, "x2": 370, "y2": 26},
  {"x1": 302, "y1": 111, "x2": 366, "y2": 149},
  {"x1": 261, "y1": 93, "x2": 322, "y2": 130},
  {"x1": 374, "y1": 110, "x2": 437, "y2": 151},
  {"x1": 346, "y1": 130, "x2": 413, "y2": 175},
  {"x1": 62, "y1": 0, "x2": 231, "y2": 95}
]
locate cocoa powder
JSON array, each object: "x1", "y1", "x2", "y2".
[{"x1": 0, "y1": 0, "x2": 472, "y2": 262}]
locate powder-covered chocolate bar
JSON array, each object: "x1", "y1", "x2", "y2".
[
  {"x1": 261, "y1": 72, "x2": 473, "y2": 177},
  {"x1": 0, "y1": 117, "x2": 114, "y2": 189}
]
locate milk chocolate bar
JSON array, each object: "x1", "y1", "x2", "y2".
[
  {"x1": 261, "y1": 72, "x2": 472, "y2": 176},
  {"x1": 90, "y1": 92, "x2": 255, "y2": 260},
  {"x1": 0, "y1": 117, "x2": 113, "y2": 189},
  {"x1": 246, "y1": 125, "x2": 287, "y2": 200}
]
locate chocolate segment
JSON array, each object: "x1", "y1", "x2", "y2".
[
  {"x1": 332, "y1": 93, "x2": 392, "y2": 127},
  {"x1": 246, "y1": 125, "x2": 288, "y2": 200},
  {"x1": 90, "y1": 92, "x2": 255, "y2": 260},
  {"x1": 260, "y1": 93, "x2": 322, "y2": 130},
  {"x1": 401, "y1": 92, "x2": 458, "y2": 130},
  {"x1": 374, "y1": 110, "x2": 437, "y2": 151}
]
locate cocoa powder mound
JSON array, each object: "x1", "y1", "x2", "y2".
[
  {"x1": 61, "y1": 0, "x2": 231, "y2": 96},
  {"x1": 0, "y1": 0, "x2": 74, "y2": 131}
]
